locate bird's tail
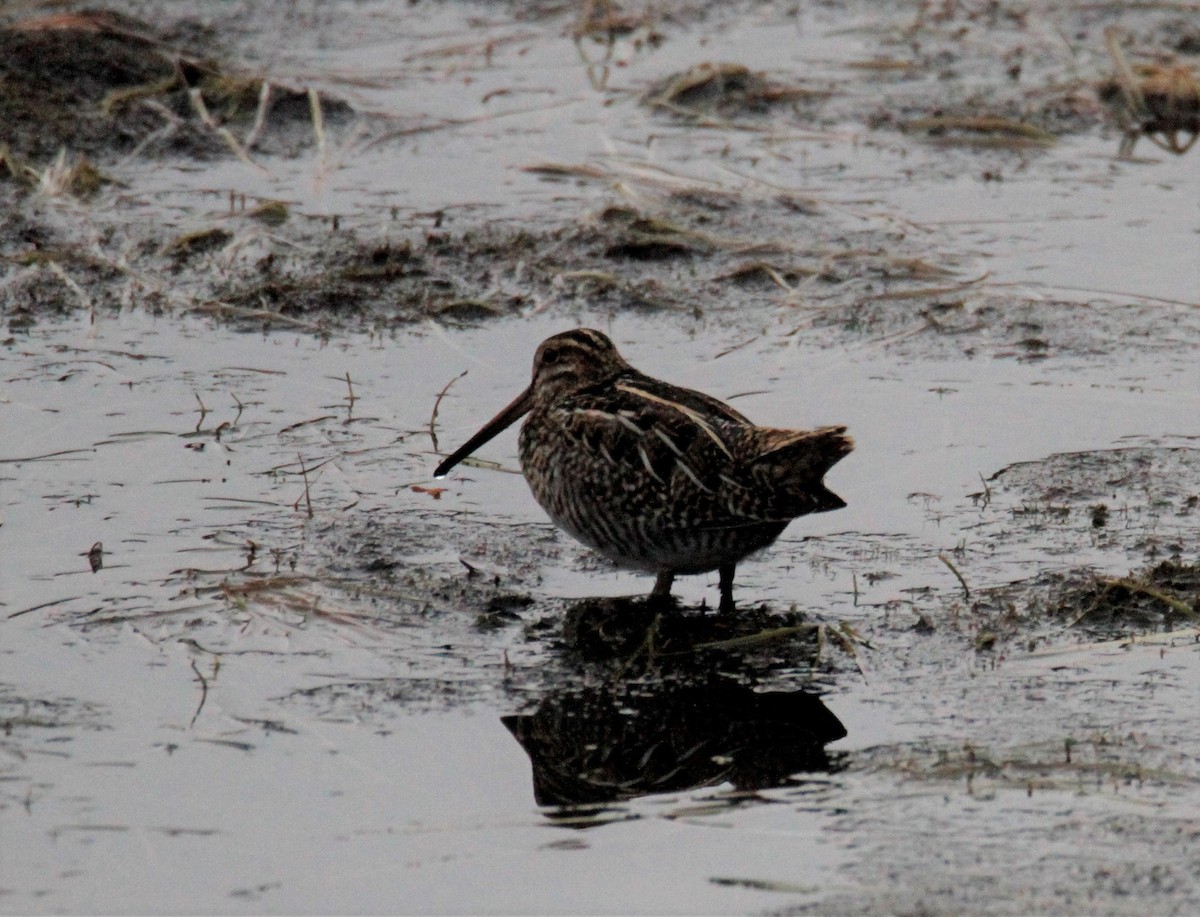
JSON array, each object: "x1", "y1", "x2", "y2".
[{"x1": 754, "y1": 425, "x2": 854, "y2": 514}]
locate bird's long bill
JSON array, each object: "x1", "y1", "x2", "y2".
[{"x1": 433, "y1": 385, "x2": 535, "y2": 478}]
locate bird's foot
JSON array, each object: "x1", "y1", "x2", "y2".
[
  {"x1": 646, "y1": 590, "x2": 678, "y2": 612},
  {"x1": 717, "y1": 562, "x2": 737, "y2": 615}
]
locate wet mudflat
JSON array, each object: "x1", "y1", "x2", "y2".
[{"x1": 2, "y1": 1, "x2": 1199, "y2": 914}]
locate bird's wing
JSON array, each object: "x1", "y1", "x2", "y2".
[
  {"x1": 556, "y1": 376, "x2": 744, "y2": 496},
  {"x1": 553, "y1": 375, "x2": 848, "y2": 527}
]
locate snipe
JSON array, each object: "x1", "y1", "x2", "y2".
[{"x1": 434, "y1": 329, "x2": 852, "y2": 611}]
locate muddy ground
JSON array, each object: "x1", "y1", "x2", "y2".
[
  {"x1": 2, "y1": 1, "x2": 1199, "y2": 914},
  {"x1": 2, "y1": 1, "x2": 1197, "y2": 341}
]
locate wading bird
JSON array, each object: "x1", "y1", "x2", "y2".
[{"x1": 434, "y1": 329, "x2": 852, "y2": 611}]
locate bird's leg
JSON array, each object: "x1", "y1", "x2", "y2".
[
  {"x1": 651, "y1": 570, "x2": 674, "y2": 604},
  {"x1": 718, "y1": 563, "x2": 736, "y2": 613}
]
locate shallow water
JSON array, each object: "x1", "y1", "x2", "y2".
[
  {"x1": 4, "y1": 306, "x2": 1197, "y2": 911},
  {"x1": 3, "y1": 1, "x2": 1200, "y2": 913}
]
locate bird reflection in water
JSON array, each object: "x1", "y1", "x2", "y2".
[{"x1": 503, "y1": 677, "x2": 845, "y2": 812}]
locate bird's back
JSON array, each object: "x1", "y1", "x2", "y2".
[{"x1": 518, "y1": 368, "x2": 852, "y2": 574}]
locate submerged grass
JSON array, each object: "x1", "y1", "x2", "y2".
[{"x1": 878, "y1": 734, "x2": 1200, "y2": 796}]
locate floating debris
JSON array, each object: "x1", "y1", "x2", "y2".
[{"x1": 905, "y1": 115, "x2": 1056, "y2": 147}]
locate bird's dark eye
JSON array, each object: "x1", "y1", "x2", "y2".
[{"x1": 542, "y1": 348, "x2": 560, "y2": 365}]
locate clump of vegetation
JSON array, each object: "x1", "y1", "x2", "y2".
[
  {"x1": 1057, "y1": 560, "x2": 1200, "y2": 631},
  {"x1": 0, "y1": 146, "x2": 112, "y2": 198},
  {"x1": 1098, "y1": 26, "x2": 1199, "y2": 157},
  {"x1": 642, "y1": 62, "x2": 828, "y2": 122}
]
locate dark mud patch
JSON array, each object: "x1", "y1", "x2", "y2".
[
  {"x1": 1, "y1": 183, "x2": 968, "y2": 336},
  {"x1": 758, "y1": 445, "x2": 1200, "y2": 667},
  {"x1": 160, "y1": 199, "x2": 981, "y2": 334},
  {"x1": 7, "y1": 167, "x2": 1197, "y2": 370},
  {"x1": 841, "y1": 0, "x2": 1199, "y2": 148},
  {"x1": 274, "y1": 590, "x2": 845, "y2": 722},
  {"x1": 252, "y1": 438, "x2": 1199, "y2": 719},
  {"x1": 236, "y1": 492, "x2": 865, "y2": 718},
  {"x1": 0, "y1": 185, "x2": 1061, "y2": 357},
  {"x1": 938, "y1": 556, "x2": 1200, "y2": 656},
  {"x1": 892, "y1": 446, "x2": 1200, "y2": 652},
  {"x1": 955, "y1": 446, "x2": 1200, "y2": 595},
  {"x1": 287, "y1": 550, "x2": 849, "y2": 717},
  {"x1": 208, "y1": 197, "x2": 899, "y2": 331},
  {"x1": 560, "y1": 594, "x2": 839, "y2": 671},
  {"x1": 0, "y1": 9, "x2": 352, "y2": 165},
  {"x1": 974, "y1": 445, "x2": 1200, "y2": 565},
  {"x1": 986, "y1": 445, "x2": 1200, "y2": 510}
]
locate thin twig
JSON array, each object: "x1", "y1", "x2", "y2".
[
  {"x1": 361, "y1": 99, "x2": 578, "y2": 151},
  {"x1": 977, "y1": 473, "x2": 992, "y2": 509},
  {"x1": 295, "y1": 453, "x2": 314, "y2": 518},
  {"x1": 826, "y1": 622, "x2": 871, "y2": 682},
  {"x1": 860, "y1": 273, "x2": 989, "y2": 303},
  {"x1": 46, "y1": 262, "x2": 94, "y2": 317},
  {"x1": 939, "y1": 553, "x2": 971, "y2": 599},
  {"x1": 429, "y1": 370, "x2": 468, "y2": 453},
  {"x1": 0, "y1": 448, "x2": 95, "y2": 464},
  {"x1": 615, "y1": 613, "x2": 664, "y2": 676},
  {"x1": 188, "y1": 658, "x2": 209, "y2": 727},
  {"x1": 308, "y1": 87, "x2": 326, "y2": 161},
  {"x1": 8, "y1": 595, "x2": 85, "y2": 619},
  {"x1": 190, "y1": 300, "x2": 324, "y2": 331},
  {"x1": 691, "y1": 624, "x2": 817, "y2": 652},
  {"x1": 1104, "y1": 27, "x2": 1146, "y2": 115},
  {"x1": 188, "y1": 87, "x2": 270, "y2": 174},
  {"x1": 194, "y1": 393, "x2": 209, "y2": 433},
  {"x1": 244, "y1": 79, "x2": 273, "y2": 149}
]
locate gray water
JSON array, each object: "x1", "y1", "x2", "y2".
[{"x1": 3, "y1": 1, "x2": 1199, "y2": 913}]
